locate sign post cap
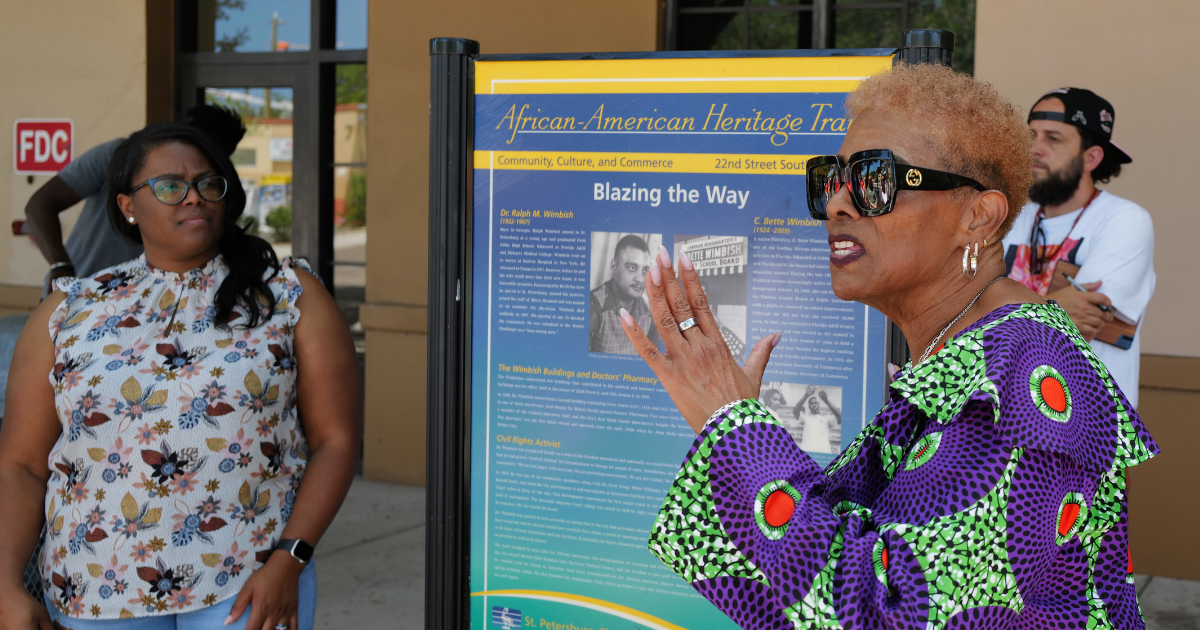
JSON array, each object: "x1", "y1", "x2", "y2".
[
  {"x1": 430, "y1": 38, "x2": 479, "y2": 56},
  {"x1": 895, "y1": 29, "x2": 955, "y2": 67},
  {"x1": 902, "y1": 29, "x2": 954, "y2": 51}
]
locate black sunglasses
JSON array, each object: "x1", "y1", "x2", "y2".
[
  {"x1": 1029, "y1": 213, "x2": 1053, "y2": 275},
  {"x1": 806, "y1": 149, "x2": 986, "y2": 220},
  {"x1": 131, "y1": 175, "x2": 228, "y2": 205}
]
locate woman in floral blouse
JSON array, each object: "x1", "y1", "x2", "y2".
[{"x1": 0, "y1": 123, "x2": 362, "y2": 630}]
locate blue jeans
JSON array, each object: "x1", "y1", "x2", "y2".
[{"x1": 45, "y1": 561, "x2": 316, "y2": 630}]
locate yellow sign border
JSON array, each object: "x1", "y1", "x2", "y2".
[
  {"x1": 475, "y1": 56, "x2": 894, "y2": 94},
  {"x1": 473, "y1": 589, "x2": 691, "y2": 630},
  {"x1": 475, "y1": 150, "x2": 813, "y2": 175}
]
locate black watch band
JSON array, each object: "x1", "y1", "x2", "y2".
[{"x1": 275, "y1": 538, "x2": 314, "y2": 564}]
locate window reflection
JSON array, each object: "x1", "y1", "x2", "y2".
[
  {"x1": 336, "y1": 0, "x2": 368, "y2": 50},
  {"x1": 671, "y1": 0, "x2": 977, "y2": 74},
  {"x1": 678, "y1": 13, "x2": 745, "y2": 50},
  {"x1": 333, "y1": 64, "x2": 367, "y2": 343},
  {"x1": 832, "y1": 7, "x2": 903, "y2": 49},
  {"x1": 196, "y1": 0, "x2": 312, "y2": 53},
  {"x1": 205, "y1": 87, "x2": 295, "y2": 260}
]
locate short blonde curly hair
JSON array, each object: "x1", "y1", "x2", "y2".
[{"x1": 845, "y1": 63, "x2": 1034, "y2": 238}]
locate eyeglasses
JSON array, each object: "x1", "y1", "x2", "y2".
[
  {"x1": 130, "y1": 175, "x2": 228, "y2": 205},
  {"x1": 805, "y1": 149, "x2": 986, "y2": 220}
]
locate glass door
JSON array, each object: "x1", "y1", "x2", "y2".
[
  {"x1": 177, "y1": 0, "x2": 368, "y2": 301},
  {"x1": 202, "y1": 86, "x2": 297, "y2": 261},
  {"x1": 331, "y1": 64, "x2": 366, "y2": 342}
]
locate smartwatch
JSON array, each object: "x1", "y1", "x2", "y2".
[{"x1": 275, "y1": 538, "x2": 315, "y2": 564}]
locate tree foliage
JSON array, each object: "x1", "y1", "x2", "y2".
[
  {"x1": 336, "y1": 65, "x2": 367, "y2": 105},
  {"x1": 343, "y1": 173, "x2": 367, "y2": 228},
  {"x1": 905, "y1": 0, "x2": 976, "y2": 75}
]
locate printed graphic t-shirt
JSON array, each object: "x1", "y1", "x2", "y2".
[{"x1": 1002, "y1": 190, "x2": 1155, "y2": 406}]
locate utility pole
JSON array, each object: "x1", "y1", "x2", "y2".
[{"x1": 264, "y1": 11, "x2": 282, "y2": 118}]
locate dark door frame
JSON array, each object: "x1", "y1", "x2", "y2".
[{"x1": 174, "y1": 0, "x2": 366, "y2": 289}]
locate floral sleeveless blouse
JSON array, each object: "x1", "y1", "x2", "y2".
[{"x1": 41, "y1": 254, "x2": 310, "y2": 620}]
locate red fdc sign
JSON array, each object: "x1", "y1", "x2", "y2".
[{"x1": 14, "y1": 119, "x2": 73, "y2": 174}]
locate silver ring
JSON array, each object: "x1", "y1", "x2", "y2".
[
  {"x1": 276, "y1": 625, "x2": 288, "y2": 630},
  {"x1": 678, "y1": 317, "x2": 698, "y2": 332}
]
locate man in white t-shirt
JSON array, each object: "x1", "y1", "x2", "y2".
[{"x1": 1002, "y1": 88, "x2": 1154, "y2": 406}]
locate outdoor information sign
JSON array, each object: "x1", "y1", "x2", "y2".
[{"x1": 458, "y1": 51, "x2": 894, "y2": 630}]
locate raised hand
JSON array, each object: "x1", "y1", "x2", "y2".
[{"x1": 620, "y1": 246, "x2": 781, "y2": 433}]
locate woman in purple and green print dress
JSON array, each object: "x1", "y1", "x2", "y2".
[{"x1": 616, "y1": 64, "x2": 1156, "y2": 629}]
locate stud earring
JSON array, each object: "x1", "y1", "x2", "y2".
[{"x1": 127, "y1": 216, "x2": 136, "y2": 225}]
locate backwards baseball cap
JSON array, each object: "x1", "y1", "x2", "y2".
[{"x1": 1029, "y1": 87, "x2": 1132, "y2": 164}]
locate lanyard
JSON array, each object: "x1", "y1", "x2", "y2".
[{"x1": 1028, "y1": 188, "x2": 1100, "y2": 271}]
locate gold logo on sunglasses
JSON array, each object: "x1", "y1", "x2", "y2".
[{"x1": 906, "y1": 169, "x2": 922, "y2": 186}]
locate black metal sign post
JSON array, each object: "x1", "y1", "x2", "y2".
[
  {"x1": 427, "y1": 36, "x2": 478, "y2": 630},
  {"x1": 425, "y1": 30, "x2": 952, "y2": 630},
  {"x1": 885, "y1": 28, "x2": 955, "y2": 373}
]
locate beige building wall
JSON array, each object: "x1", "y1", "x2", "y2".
[
  {"x1": 977, "y1": 0, "x2": 1200, "y2": 580},
  {"x1": 977, "y1": 0, "x2": 1199, "y2": 359},
  {"x1": 363, "y1": 0, "x2": 660, "y2": 485},
  {"x1": 0, "y1": 0, "x2": 148, "y2": 303}
]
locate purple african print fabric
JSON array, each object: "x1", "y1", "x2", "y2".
[{"x1": 649, "y1": 303, "x2": 1158, "y2": 629}]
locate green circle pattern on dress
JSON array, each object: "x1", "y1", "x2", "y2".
[
  {"x1": 753, "y1": 479, "x2": 802, "y2": 540},
  {"x1": 1029, "y1": 364, "x2": 1072, "y2": 423},
  {"x1": 1055, "y1": 492, "x2": 1088, "y2": 547},
  {"x1": 904, "y1": 431, "x2": 943, "y2": 471}
]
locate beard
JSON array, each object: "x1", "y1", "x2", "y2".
[{"x1": 1029, "y1": 153, "x2": 1084, "y2": 207}]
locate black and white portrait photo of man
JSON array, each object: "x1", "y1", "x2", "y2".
[{"x1": 589, "y1": 232, "x2": 663, "y2": 354}]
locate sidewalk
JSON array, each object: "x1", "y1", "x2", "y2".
[
  {"x1": 1139, "y1": 574, "x2": 1200, "y2": 630},
  {"x1": 316, "y1": 478, "x2": 1199, "y2": 629},
  {"x1": 315, "y1": 477, "x2": 425, "y2": 629}
]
